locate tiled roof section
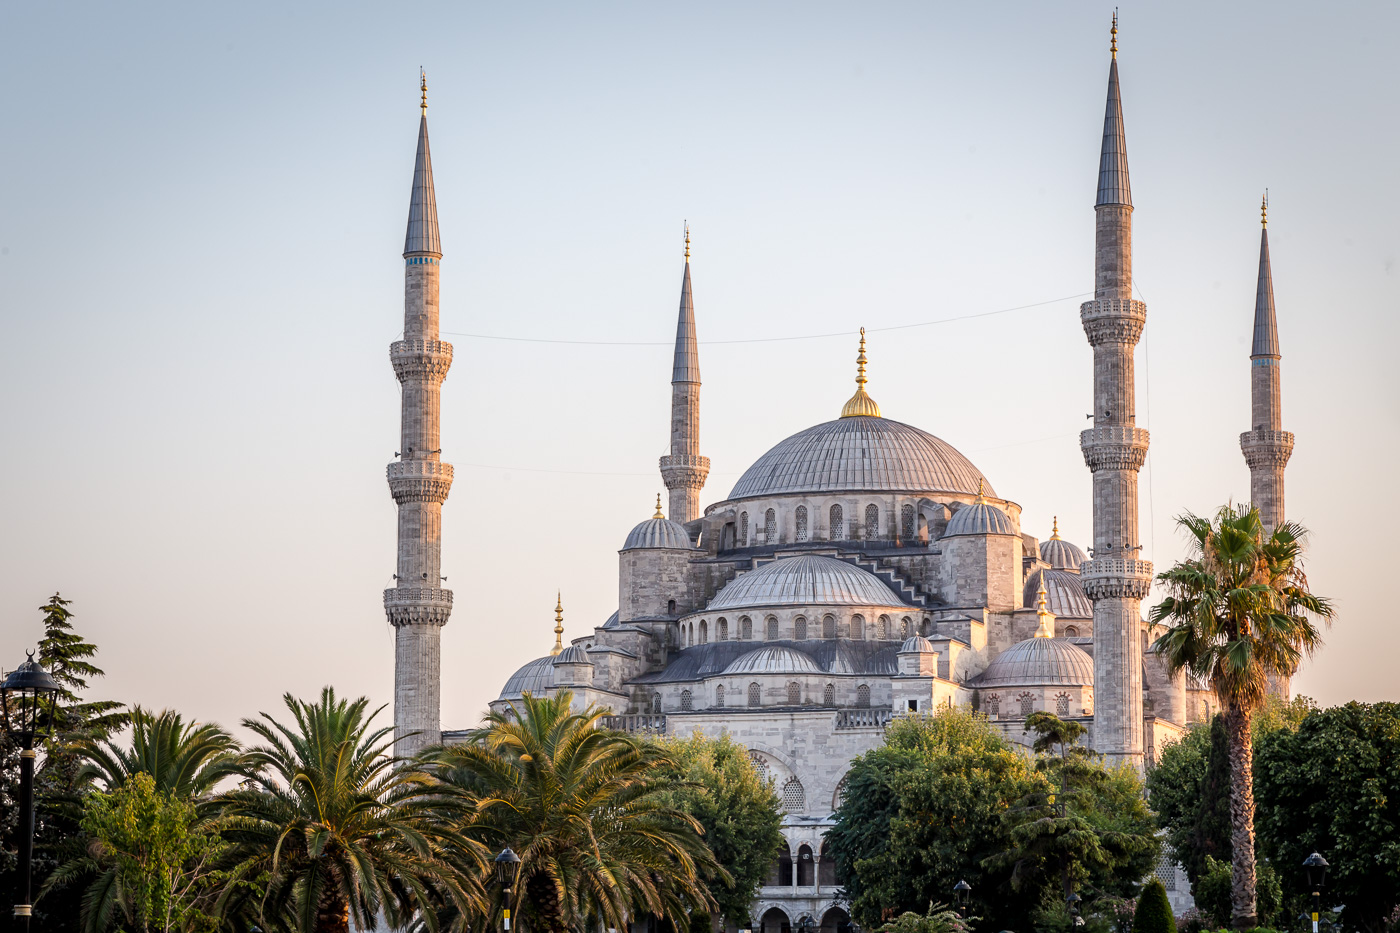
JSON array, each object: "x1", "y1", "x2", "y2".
[
  {"x1": 1023, "y1": 568, "x2": 1093, "y2": 619},
  {"x1": 498, "y1": 656, "x2": 554, "y2": 699},
  {"x1": 943, "y1": 500, "x2": 1016, "y2": 537},
  {"x1": 1096, "y1": 59, "x2": 1132, "y2": 208},
  {"x1": 724, "y1": 646, "x2": 823, "y2": 676},
  {"x1": 673, "y1": 261, "x2": 700, "y2": 383},
  {"x1": 404, "y1": 116, "x2": 441, "y2": 256},
  {"x1": 706, "y1": 555, "x2": 907, "y2": 611},
  {"x1": 974, "y1": 637, "x2": 1094, "y2": 688},
  {"x1": 727, "y1": 416, "x2": 992, "y2": 500},
  {"x1": 629, "y1": 639, "x2": 900, "y2": 684},
  {"x1": 1252, "y1": 227, "x2": 1280, "y2": 357},
  {"x1": 622, "y1": 517, "x2": 694, "y2": 551}
]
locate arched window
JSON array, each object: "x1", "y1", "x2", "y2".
[
  {"x1": 1064, "y1": 625, "x2": 1079, "y2": 637},
  {"x1": 680, "y1": 689, "x2": 693, "y2": 711},
  {"x1": 765, "y1": 509, "x2": 777, "y2": 542},
  {"x1": 794, "y1": 617, "x2": 807, "y2": 640},
  {"x1": 797, "y1": 844, "x2": 815, "y2": 885},
  {"x1": 901, "y1": 617, "x2": 912, "y2": 638},
  {"x1": 739, "y1": 511, "x2": 748, "y2": 546},
  {"x1": 741, "y1": 616, "x2": 752, "y2": 640},
  {"x1": 901, "y1": 503, "x2": 915, "y2": 539},
  {"x1": 770, "y1": 843, "x2": 793, "y2": 888},
  {"x1": 985, "y1": 693, "x2": 1000, "y2": 717},
  {"x1": 1019, "y1": 692, "x2": 1035, "y2": 717},
  {"x1": 856, "y1": 684, "x2": 871, "y2": 708},
  {"x1": 865, "y1": 503, "x2": 880, "y2": 538},
  {"x1": 1055, "y1": 693, "x2": 1070, "y2": 716},
  {"x1": 781, "y1": 777, "x2": 806, "y2": 812},
  {"x1": 878, "y1": 615, "x2": 890, "y2": 639},
  {"x1": 748, "y1": 682, "x2": 761, "y2": 707},
  {"x1": 852, "y1": 614, "x2": 865, "y2": 640},
  {"x1": 699, "y1": 620, "x2": 708, "y2": 644},
  {"x1": 718, "y1": 618, "x2": 728, "y2": 641},
  {"x1": 767, "y1": 617, "x2": 779, "y2": 640},
  {"x1": 688, "y1": 622, "x2": 694, "y2": 646},
  {"x1": 716, "y1": 685, "x2": 725, "y2": 708},
  {"x1": 667, "y1": 598, "x2": 676, "y2": 615},
  {"x1": 833, "y1": 775, "x2": 849, "y2": 809},
  {"x1": 795, "y1": 506, "x2": 809, "y2": 542},
  {"x1": 652, "y1": 692, "x2": 661, "y2": 713},
  {"x1": 819, "y1": 840, "x2": 839, "y2": 886},
  {"x1": 920, "y1": 617, "x2": 932, "y2": 636},
  {"x1": 787, "y1": 682, "x2": 801, "y2": 705},
  {"x1": 748, "y1": 751, "x2": 769, "y2": 783},
  {"x1": 823, "y1": 683, "x2": 835, "y2": 706},
  {"x1": 830, "y1": 504, "x2": 844, "y2": 539},
  {"x1": 822, "y1": 615, "x2": 836, "y2": 639}
]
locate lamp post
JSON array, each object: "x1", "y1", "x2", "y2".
[
  {"x1": 1066, "y1": 892, "x2": 1083, "y2": 928},
  {"x1": 1, "y1": 651, "x2": 62, "y2": 931},
  {"x1": 953, "y1": 880, "x2": 971, "y2": 915},
  {"x1": 1302, "y1": 852, "x2": 1329, "y2": 933},
  {"x1": 494, "y1": 847, "x2": 521, "y2": 932}
]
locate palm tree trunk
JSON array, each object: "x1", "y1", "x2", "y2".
[
  {"x1": 314, "y1": 883, "x2": 351, "y2": 933},
  {"x1": 527, "y1": 869, "x2": 569, "y2": 933},
  {"x1": 1226, "y1": 704, "x2": 1258, "y2": 930}
]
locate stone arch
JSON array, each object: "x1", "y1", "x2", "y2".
[
  {"x1": 794, "y1": 616, "x2": 807, "y2": 640},
  {"x1": 795, "y1": 505, "x2": 809, "y2": 542},
  {"x1": 832, "y1": 773, "x2": 849, "y2": 810},
  {"x1": 760, "y1": 905, "x2": 792, "y2": 933},
  {"x1": 829, "y1": 503, "x2": 844, "y2": 539},
  {"x1": 1064, "y1": 624, "x2": 1079, "y2": 637},
  {"x1": 796, "y1": 843, "x2": 815, "y2": 885},
  {"x1": 819, "y1": 905, "x2": 849, "y2": 933},
  {"x1": 741, "y1": 616, "x2": 753, "y2": 640},
  {"x1": 822, "y1": 614, "x2": 836, "y2": 639}
]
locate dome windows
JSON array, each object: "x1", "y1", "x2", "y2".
[
  {"x1": 865, "y1": 504, "x2": 879, "y2": 538},
  {"x1": 794, "y1": 617, "x2": 807, "y2": 640},
  {"x1": 856, "y1": 684, "x2": 871, "y2": 708},
  {"x1": 796, "y1": 506, "x2": 809, "y2": 542},
  {"x1": 748, "y1": 682, "x2": 761, "y2": 707},
  {"x1": 739, "y1": 511, "x2": 749, "y2": 546},
  {"x1": 716, "y1": 685, "x2": 725, "y2": 707},
  {"x1": 680, "y1": 689, "x2": 693, "y2": 711},
  {"x1": 830, "y1": 504, "x2": 844, "y2": 539},
  {"x1": 787, "y1": 682, "x2": 801, "y2": 705},
  {"x1": 740, "y1": 616, "x2": 753, "y2": 640},
  {"x1": 765, "y1": 509, "x2": 777, "y2": 542}
]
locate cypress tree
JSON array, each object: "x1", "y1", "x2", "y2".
[{"x1": 1132, "y1": 878, "x2": 1177, "y2": 933}]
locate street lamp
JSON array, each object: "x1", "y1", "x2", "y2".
[
  {"x1": 494, "y1": 847, "x2": 521, "y2": 932},
  {"x1": 953, "y1": 880, "x2": 972, "y2": 913},
  {"x1": 1302, "y1": 852, "x2": 1329, "y2": 933},
  {"x1": 1066, "y1": 892, "x2": 1084, "y2": 928},
  {"x1": 1, "y1": 652, "x2": 61, "y2": 931}
]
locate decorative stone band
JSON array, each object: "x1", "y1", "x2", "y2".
[
  {"x1": 1080, "y1": 298, "x2": 1147, "y2": 347},
  {"x1": 1239, "y1": 429, "x2": 1295, "y2": 468},
  {"x1": 383, "y1": 587, "x2": 454, "y2": 627},
  {"x1": 659, "y1": 453, "x2": 711, "y2": 488},
  {"x1": 390, "y1": 339, "x2": 454, "y2": 383},
  {"x1": 1080, "y1": 558, "x2": 1154, "y2": 601},
  {"x1": 1080, "y1": 425, "x2": 1151, "y2": 472},
  {"x1": 387, "y1": 459, "x2": 454, "y2": 504}
]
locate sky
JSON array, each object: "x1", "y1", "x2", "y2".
[{"x1": 1, "y1": 2, "x2": 1396, "y2": 738}]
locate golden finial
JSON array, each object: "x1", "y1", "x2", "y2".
[
  {"x1": 1261, "y1": 190, "x2": 1268, "y2": 228},
  {"x1": 420, "y1": 69, "x2": 428, "y2": 116},
  {"x1": 1110, "y1": 10, "x2": 1118, "y2": 59},
  {"x1": 839, "y1": 327, "x2": 882, "y2": 418},
  {"x1": 1051, "y1": 516, "x2": 1061, "y2": 540},
  {"x1": 550, "y1": 592, "x2": 565, "y2": 656},
  {"x1": 654, "y1": 494, "x2": 665, "y2": 520},
  {"x1": 684, "y1": 222, "x2": 690, "y2": 263},
  {"x1": 1035, "y1": 576, "x2": 1055, "y2": 637},
  {"x1": 975, "y1": 478, "x2": 986, "y2": 502}
]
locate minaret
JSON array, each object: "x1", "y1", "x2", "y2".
[
  {"x1": 1240, "y1": 194, "x2": 1294, "y2": 533},
  {"x1": 385, "y1": 73, "x2": 454, "y2": 757},
  {"x1": 550, "y1": 594, "x2": 565, "y2": 657},
  {"x1": 1078, "y1": 15, "x2": 1153, "y2": 770},
  {"x1": 658, "y1": 224, "x2": 709, "y2": 524}
]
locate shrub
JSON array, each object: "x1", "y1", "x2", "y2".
[{"x1": 1133, "y1": 879, "x2": 1177, "y2": 933}]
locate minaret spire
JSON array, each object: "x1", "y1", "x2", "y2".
[
  {"x1": 1079, "y1": 17, "x2": 1153, "y2": 770},
  {"x1": 386, "y1": 77, "x2": 455, "y2": 756},
  {"x1": 550, "y1": 594, "x2": 565, "y2": 657},
  {"x1": 840, "y1": 328, "x2": 882, "y2": 418},
  {"x1": 659, "y1": 223, "x2": 709, "y2": 524}
]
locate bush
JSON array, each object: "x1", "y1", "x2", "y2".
[
  {"x1": 1133, "y1": 879, "x2": 1177, "y2": 933},
  {"x1": 1193, "y1": 856, "x2": 1282, "y2": 928}
]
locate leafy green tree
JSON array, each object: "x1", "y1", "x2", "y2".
[
  {"x1": 876, "y1": 902, "x2": 974, "y2": 933},
  {"x1": 824, "y1": 707, "x2": 1041, "y2": 931},
  {"x1": 1193, "y1": 855, "x2": 1281, "y2": 930},
  {"x1": 1133, "y1": 878, "x2": 1177, "y2": 933},
  {"x1": 651, "y1": 732, "x2": 784, "y2": 927},
  {"x1": 1150, "y1": 505, "x2": 1333, "y2": 930},
  {"x1": 987, "y1": 713, "x2": 1159, "y2": 900},
  {"x1": 219, "y1": 687, "x2": 479, "y2": 933},
  {"x1": 1253, "y1": 702, "x2": 1400, "y2": 933},
  {"x1": 428, "y1": 691, "x2": 723, "y2": 933}
]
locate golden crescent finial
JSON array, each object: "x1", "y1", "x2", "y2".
[
  {"x1": 551, "y1": 592, "x2": 565, "y2": 656},
  {"x1": 1035, "y1": 574, "x2": 1054, "y2": 636},
  {"x1": 1051, "y1": 516, "x2": 1061, "y2": 540},
  {"x1": 420, "y1": 69, "x2": 428, "y2": 115},
  {"x1": 840, "y1": 328, "x2": 881, "y2": 418},
  {"x1": 1110, "y1": 10, "x2": 1118, "y2": 58},
  {"x1": 1261, "y1": 190, "x2": 1268, "y2": 228},
  {"x1": 976, "y1": 478, "x2": 985, "y2": 501},
  {"x1": 684, "y1": 222, "x2": 690, "y2": 263},
  {"x1": 654, "y1": 494, "x2": 665, "y2": 520}
]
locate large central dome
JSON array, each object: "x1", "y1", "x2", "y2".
[{"x1": 727, "y1": 415, "x2": 993, "y2": 500}]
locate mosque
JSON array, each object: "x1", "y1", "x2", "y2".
[{"x1": 381, "y1": 20, "x2": 1293, "y2": 930}]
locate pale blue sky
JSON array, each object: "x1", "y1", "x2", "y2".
[{"x1": 1, "y1": 2, "x2": 1395, "y2": 732}]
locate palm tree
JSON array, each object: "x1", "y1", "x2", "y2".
[
  {"x1": 1150, "y1": 504, "x2": 1333, "y2": 930},
  {"x1": 217, "y1": 687, "x2": 483, "y2": 933},
  {"x1": 428, "y1": 691, "x2": 723, "y2": 933}
]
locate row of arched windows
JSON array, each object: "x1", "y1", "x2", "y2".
[
  {"x1": 682, "y1": 612, "x2": 926, "y2": 646},
  {"x1": 982, "y1": 691, "x2": 1073, "y2": 719},
  {"x1": 656, "y1": 681, "x2": 873, "y2": 711},
  {"x1": 735, "y1": 501, "x2": 930, "y2": 546}
]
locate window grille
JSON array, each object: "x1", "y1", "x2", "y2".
[
  {"x1": 764, "y1": 509, "x2": 776, "y2": 542},
  {"x1": 767, "y1": 617, "x2": 779, "y2": 640},
  {"x1": 1155, "y1": 856, "x2": 1177, "y2": 891},
  {"x1": 1064, "y1": 625, "x2": 1078, "y2": 637},
  {"x1": 781, "y1": 777, "x2": 806, "y2": 812},
  {"x1": 795, "y1": 506, "x2": 808, "y2": 542},
  {"x1": 985, "y1": 693, "x2": 1000, "y2": 717},
  {"x1": 865, "y1": 504, "x2": 879, "y2": 538},
  {"x1": 878, "y1": 615, "x2": 890, "y2": 639},
  {"x1": 823, "y1": 683, "x2": 835, "y2": 706},
  {"x1": 833, "y1": 775, "x2": 849, "y2": 808},
  {"x1": 852, "y1": 614, "x2": 864, "y2": 640},
  {"x1": 715, "y1": 685, "x2": 725, "y2": 708},
  {"x1": 794, "y1": 617, "x2": 807, "y2": 640},
  {"x1": 856, "y1": 684, "x2": 871, "y2": 708},
  {"x1": 902, "y1": 617, "x2": 912, "y2": 638},
  {"x1": 748, "y1": 682, "x2": 761, "y2": 707},
  {"x1": 1019, "y1": 693, "x2": 1035, "y2": 717},
  {"x1": 822, "y1": 615, "x2": 836, "y2": 639},
  {"x1": 901, "y1": 503, "x2": 915, "y2": 539},
  {"x1": 1056, "y1": 693, "x2": 1070, "y2": 716},
  {"x1": 680, "y1": 689, "x2": 693, "y2": 711},
  {"x1": 739, "y1": 511, "x2": 748, "y2": 545},
  {"x1": 718, "y1": 618, "x2": 728, "y2": 641},
  {"x1": 748, "y1": 751, "x2": 769, "y2": 782},
  {"x1": 787, "y1": 682, "x2": 801, "y2": 705},
  {"x1": 830, "y1": 504, "x2": 844, "y2": 539},
  {"x1": 741, "y1": 616, "x2": 752, "y2": 640},
  {"x1": 652, "y1": 693, "x2": 661, "y2": 713}
]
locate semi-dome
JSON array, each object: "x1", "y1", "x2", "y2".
[
  {"x1": 723, "y1": 646, "x2": 823, "y2": 676},
  {"x1": 498, "y1": 656, "x2": 555, "y2": 699},
  {"x1": 622, "y1": 500, "x2": 694, "y2": 551},
  {"x1": 1040, "y1": 519, "x2": 1087, "y2": 570},
  {"x1": 900, "y1": 635, "x2": 935, "y2": 653},
  {"x1": 706, "y1": 555, "x2": 902, "y2": 611},
  {"x1": 553, "y1": 644, "x2": 590, "y2": 665},
  {"x1": 727, "y1": 417, "x2": 992, "y2": 500},
  {"x1": 977, "y1": 638, "x2": 1094, "y2": 688},
  {"x1": 943, "y1": 489, "x2": 1016, "y2": 537},
  {"x1": 1024, "y1": 568, "x2": 1093, "y2": 619}
]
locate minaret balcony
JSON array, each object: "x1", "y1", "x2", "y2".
[
  {"x1": 1080, "y1": 298, "x2": 1147, "y2": 347},
  {"x1": 1079, "y1": 426, "x2": 1150, "y2": 472},
  {"x1": 1080, "y1": 558, "x2": 1154, "y2": 601},
  {"x1": 387, "y1": 460, "x2": 454, "y2": 504},
  {"x1": 383, "y1": 587, "x2": 454, "y2": 627},
  {"x1": 659, "y1": 454, "x2": 711, "y2": 486},
  {"x1": 390, "y1": 339, "x2": 454, "y2": 383},
  {"x1": 1239, "y1": 429, "x2": 1294, "y2": 467}
]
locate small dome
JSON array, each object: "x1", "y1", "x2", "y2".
[
  {"x1": 723, "y1": 646, "x2": 823, "y2": 676},
  {"x1": 498, "y1": 656, "x2": 555, "y2": 699},
  {"x1": 977, "y1": 638, "x2": 1094, "y2": 688},
  {"x1": 943, "y1": 494, "x2": 1015, "y2": 537},
  {"x1": 1024, "y1": 568, "x2": 1093, "y2": 619},
  {"x1": 707, "y1": 555, "x2": 902, "y2": 611},
  {"x1": 900, "y1": 635, "x2": 935, "y2": 653},
  {"x1": 622, "y1": 517, "x2": 693, "y2": 551},
  {"x1": 601, "y1": 610, "x2": 621, "y2": 630},
  {"x1": 553, "y1": 644, "x2": 590, "y2": 665},
  {"x1": 1040, "y1": 520, "x2": 1087, "y2": 570}
]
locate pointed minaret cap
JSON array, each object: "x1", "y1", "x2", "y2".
[
  {"x1": 1096, "y1": 13, "x2": 1132, "y2": 208},
  {"x1": 404, "y1": 72, "x2": 442, "y2": 258},
  {"x1": 1051, "y1": 516, "x2": 1061, "y2": 540},
  {"x1": 672, "y1": 223, "x2": 700, "y2": 384},
  {"x1": 1034, "y1": 578, "x2": 1055, "y2": 637},
  {"x1": 654, "y1": 494, "x2": 665, "y2": 519},
  {"x1": 550, "y1": 593, "x2": 565, "y2": 656},
  {"x1": 1252, "y1": 192, "x2": 1280, "y2": 358},
  {"x1": 840, "y1": 328, "x2": 882, "y2": 418}
]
